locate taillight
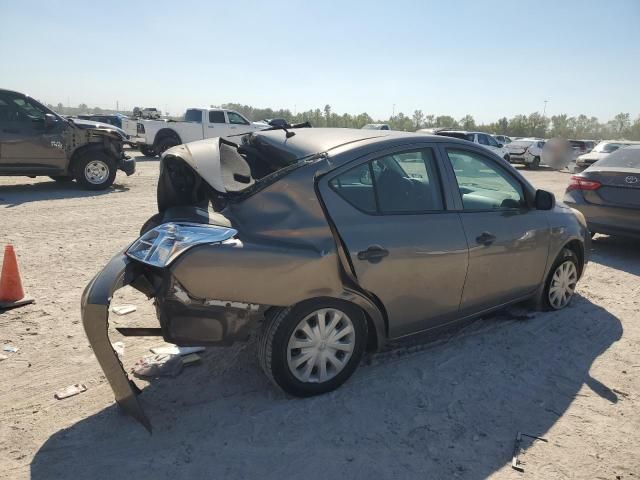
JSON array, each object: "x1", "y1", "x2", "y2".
[{"x1": 567, "y1": 175, "x2": 601, "y2": 191}]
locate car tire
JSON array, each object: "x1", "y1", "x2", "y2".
[
  {"x1": 540, "y1": 248, "x2": 580, "y2": 311},
  {"x1": 156, "y1": 136, "x2": 180, "y2": 155},
  {"x1": 528, "y1": 156, "x2": 541, "y2": 170},
  {"x1": 74, "y1": 151, "x2": 117, "y2": 190},
  {"x1": 258, "y1": 299, "x2": 367, "y2": 397},
  {"x1": 49, "y1": 175, "x2": 74, "y2": 183},
  {"x1": 503, "y1": 154, "x2": 510, "y2": 163},
  {"x1": 140, "y1": 145, "x2": 157, "y2": 157}
]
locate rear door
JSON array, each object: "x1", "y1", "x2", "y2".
[
  {"x1": 319, "y1": 144, "x2": 469, "y2": 338},
  {"x1": 0, "y1": 91, "x2": 67, "y2": 174},
  {"x1": 440, "y1": 145, "x2": 550, "y2": 314}
]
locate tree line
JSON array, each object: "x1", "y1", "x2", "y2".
[
  {"x1": 48, "y1": 100, "x2": 640, "y2": 141},
  {"x1": 222, "y1": 103, "x2": 640, "y2": 141}
]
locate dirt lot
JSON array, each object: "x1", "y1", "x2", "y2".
[{"x1": 1, "y1": 152, "x2": 638, "y2": 479}]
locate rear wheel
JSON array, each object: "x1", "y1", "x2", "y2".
[
  {"x1": 156, "y1": 136, "x2": 180, "y2": 155},
  {"x1": 258, "y1": 299, "x2": 367, "y2": 397},
  {"x1": 73, "y1": 151, "x2": 116, "y2": 190}
]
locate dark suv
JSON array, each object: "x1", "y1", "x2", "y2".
[{"x1": 0, "y1": 89, "x2": 134, "y2": 189}]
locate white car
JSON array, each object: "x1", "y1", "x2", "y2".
[
  {"x1": 506, "y1": 138, "x2": 546, "y2": 169},
  {"x1": 575, "y1": 141, "x2": 639, "y2": 170},
  {"x1": 430, "y1": 130, "x2": 511, "y2": 161},
  {"x1": 141, "y1": 107, "x2": 161, "y2": 119},
  {"x1": 138, "y1": 108, "x2": 266, "y2": 157},
  {"x1": 494, "y1": 134, "x2": 512, "y2": 145},
  {"x1": 362, "y1": 123, "x2": 390, "y2": 130}
]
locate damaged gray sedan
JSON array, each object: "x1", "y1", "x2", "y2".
[{"x1": 82, "y1": 128, "x2": 590, "y2": 430}]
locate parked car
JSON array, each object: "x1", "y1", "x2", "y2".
[
  {"x1": 82, "y1": 127, "x2": 589, "y2": 430},
  {"x1": 564, "y1": 145, "x2": 640, "y2": 238},
  {"x1": 506, "y1": 138, "x2": 546, "y2": 169},
  {"x1": 575, "y1": 140, "x2": 638, "y2": 170},
  {"x1": 75, "y1": 113, "x2": 125, "y2": 129},
  {"x1": 141, "y1": 107, "x2": 161, "y2": 119},
  {"x1": 431, "y1": 129, "x2": 511, "y2": 161},
  {"x1": 569, "y1": 140, "x2": 596, "y2": 160},
  {"x1": 494, "y1": 134, "x2": 512, "y2": 144},
  {"x1": 0, "y1": 89, "x2": 134, "y2": 189},
  {"x1": 362, "y1": 123, "x2": 390, "y2": 130},
  {"x1": 137, "y1": 107, "x2": 266, "y2": 157}
]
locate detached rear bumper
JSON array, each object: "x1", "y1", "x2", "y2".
[{"x1": 81, "y1": 252, "x2": 152, "y2": 431}]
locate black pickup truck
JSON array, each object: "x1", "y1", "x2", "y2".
[{"x1": 0, "y1": 89, "x2": 134, "y2": 190}]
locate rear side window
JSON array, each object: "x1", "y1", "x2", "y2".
[
  {"x1": 209, "y1": 110, "x2": 226, "y2": 123},
  {"x1": 330, "y1": 148, "x2": 444, "y2": 214}
]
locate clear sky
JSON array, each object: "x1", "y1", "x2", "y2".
[{"x1": 1, "y1": 0, "x2": 638, "y2": 122}]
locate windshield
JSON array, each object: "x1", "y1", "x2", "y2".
[
  {"x1": 593, "y1": 146, "x2": 640, "y2": 169},
  {"x1": 592, "y1": 142, "x2": 624, "y2": 153}
]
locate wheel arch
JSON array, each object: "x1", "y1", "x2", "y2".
[
  {"x1": 266, "y1": 292, "x2": 386, "y2": 353},
  {"x1": 68, "y1": 143, "x2": 116, "y2": 174},
  {"x1": 563, "y1": 238, "x2": 585, "y2": 278},
  {"x1": 153, "y1": 128, "x2": 182, "y2": 149}
]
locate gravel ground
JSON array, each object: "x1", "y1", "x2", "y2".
[{"x1": 0, "y1": 152, "x2": 638, "y2": 479}]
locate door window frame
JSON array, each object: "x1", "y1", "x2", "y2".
[
  {"x1": 323, "y1": 143, "x2": 457, "y2": 215},
  {"x1": 436, "y1": 143, "x2": 536, "y2": 212}
]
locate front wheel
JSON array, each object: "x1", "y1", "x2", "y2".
[
  {"x1": 528, "y1": 156, "x2": 541, "y2": 169},
  {"x1": 258, "y1": 299, "x2": 367, "y2": 397},
  {"x1": 74, "y1": 151, "x2": 117, "y2": 190},
  {"x1": 542, "y1": 248, "x2": 580, "y2": 310}
]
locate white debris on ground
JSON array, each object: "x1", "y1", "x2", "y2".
[{"x1": 0, "y1": 152, "x2": 638, "y2": 479}]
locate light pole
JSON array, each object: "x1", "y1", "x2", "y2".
[{"x1": 543, "y1": 100, "x2": 548, "y2": 117}]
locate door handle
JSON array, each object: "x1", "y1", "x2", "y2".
[
  {"x1": 357, "y1": 245, "x2": 389, "y2": 263},
  {"x1": 476, "y1": 231, "x2": 496, "y2": 246}
]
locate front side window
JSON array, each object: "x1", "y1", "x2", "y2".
[
  {"x1": 447, "y1": 149, "x2": 525, "y2": 210},
  {"x1": 487, "y1": 135, "x2": 499, "y2": 147},
  {"x1": 227, "y1": 112, "x2": 249, "y2": 125},
  {"x1": 477, "y1": 134, "x2": 490, "y2": 146},
  {"x1": 330, "y1": 148, "x2": 444, "y2": 214},
  {"x1": 209, "y1": 110, "x2": 226, "y2": 123},
  {"x1": 0, "y1": 92, "x2": 48, "y2": 125}
]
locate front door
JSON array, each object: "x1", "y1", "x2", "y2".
[
  {"x1": 319, "y1": 145, "x2": 469, "y2": 338},
  {"x1": 0, "y1": 91, "x2": 67, "y2": 174},
  {"x1": 206, "y1": 110, "x2": 231, "y2": 139},
  {"x1": 441, "y1": 146, "x2": 550, "y2": 314}
]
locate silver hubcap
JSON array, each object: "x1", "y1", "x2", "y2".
[
  {"x1": 84, "y1": 160, "x2": 109, "y2": 184},
  {"x1": 287, "y1": 308, "x2": 355, "y2": 383},
  {"x1": 549, "y1": 260, "x2": 577, "y2": 309}
]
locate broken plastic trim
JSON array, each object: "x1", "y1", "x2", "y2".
[{"x1": 81, "y1": 252, "x2": 153, "y2": 432}]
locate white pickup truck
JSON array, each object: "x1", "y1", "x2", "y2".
[{"x1": 137, "y1": 108, "x2": 265, "y2": 157}]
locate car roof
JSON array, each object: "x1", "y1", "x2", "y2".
[{"x1": 250, "y1": 127, "x2": 464, "y2": 159}]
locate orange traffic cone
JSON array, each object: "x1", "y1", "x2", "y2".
[{"x1": 0, "y1": 245, "x2": 34, "y2": 309}]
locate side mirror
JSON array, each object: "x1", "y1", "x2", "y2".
[
  {"x1": 497, "y1": 143, "x2": 504, "y2": 148},
  {"x1": 44, "y1": 113, "x2": 57, "y2": 129},
  {"x1": 535, "y1": 189, "x2": 555, "y2": 210}
]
